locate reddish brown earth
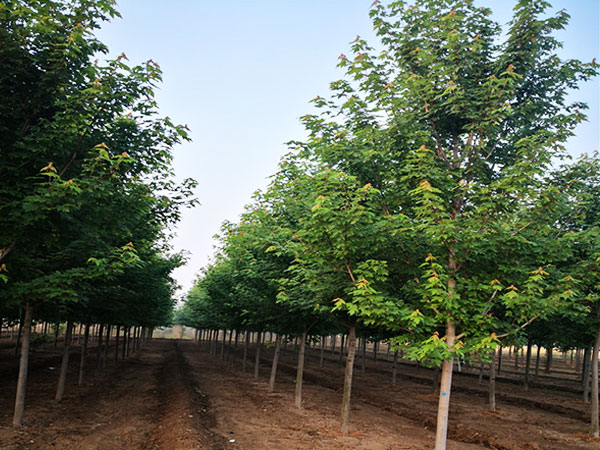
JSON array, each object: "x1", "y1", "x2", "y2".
[{"x1": 0, "y1": 338, "x2": 598, "y2": 450}]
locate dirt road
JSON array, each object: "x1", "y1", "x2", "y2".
[{"x1": 0, "y1": 339, "x2": 597, "y2": 449}]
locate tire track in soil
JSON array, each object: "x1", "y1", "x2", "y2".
[
  {"x1": 152, "y1": 340, "x2": 226, "y2": 450},
  {"x1": 250, "y1": 348, "x2": 596, "y2": 450},
  {"x1": 311, "y1": 350, "x2": 587, "y2": 421}
]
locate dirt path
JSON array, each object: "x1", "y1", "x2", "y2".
[
  {"x1": 242, "y1": 342, "x2": 599, "y2": 450},
  {"x1": 0, "y1": 340, "x2": 219, "y2": 449},
  {"x1": 1, "y1": 338, "x2": 598, "y2": 450},
  {"x1": 179, "y1": 340, "x2": 484, "y2": 450}
]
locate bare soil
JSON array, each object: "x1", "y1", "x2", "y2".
[{"x1": 0, "y1": 338, "x2": 597, "y2": 450}]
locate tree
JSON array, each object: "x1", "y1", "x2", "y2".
[
  {"x1": 269, "y1": 165, "x2": 408, "y2": 431},
  {"x1": 290, "y1": 1, "x2": 597, "y2": 447},
  {"x1": 1, "y1": 0, "x2": 195, "y2": 426}
]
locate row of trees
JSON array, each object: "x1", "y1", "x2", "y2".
[
  {"x1": 0, "y1": 0, "x2": 193, "y2": 426},
  {"x1": 179, "y1": 0, "x2": 599, "y2": 448}
]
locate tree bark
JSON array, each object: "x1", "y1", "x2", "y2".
[
  {"x1": 55, "y1": 320, "x2": 73, "y2": 402},
  {"x1": 319, "y1": 336, "x2": 325, "y2": 368},
  {"x1": 220, "y1": 329, "x2": 227, "y2": 360},
  {"x1": 53, "y1": 321, "x2": 59, "y2": 349},
  {"x1": 392, "y1": 350, "x2": 398, "y2": 385},
  {"x1": 269, "y1": 334, "x2": 282, "y2": 393},
  {"x1": 361, "y1": 338, "x2": 366, "y2": 376},
  {"x1": 55, "y1": 320, "x2": 73, "y2": 401},
  {"x1": 102, "y1": 325, "x2": 111, "y2": 370},
  {"x1": 339, "y1": 334, "x2": 345, "y2": 363},
  {"x1": 226, "y1": 329, "x2": 233, "y2": 361},
  {"x1": 135, "y1": 326, "x2": 141, "y2": 351},
  {"x1": 478, "y1": 360, "x2": 484, "y2": 384},
  {"x1": 243, "y1": 331, "x2": 249, "y2": 372},
  {"x1": 524, "y1": 340, "x2": 532, "y2": 390},
  {"x1": 122, "y1": 327, "x2": 128, "y2": 359},
  {"x1": 125, "y1": 327, "x2": 133, "y2": 358},
  {"x1": 545, "y1": 346, "x2": 552, "y2": 373},
  {"x1": 591, "y1": 322, "x2": 600, "y2": 437},
  {"x1": 340, "y1": 325, "x2": 357, "y2": 434},
  {"x1": 12, "y1": 302, "x2": 33, "y2": 427},
  {"x1": 14, "y1": 310, "x2": 24, "y2": 356},
  {"x1": 489, "y1": 350, "x2": 497, "y2": 411},
  {"x1": 373, "y1": 341, "x2": 378, "y2": 364},
  {"x1": 497, "y1": 344, "x2": 502, "y2": 374},
  {"x1": 435, "y1": 319, "x2": 455, "y2": 450},
  {"x1": 534, "y1": 345, "x2": 541, "y2": 379},
  {"x1": 584, "y1": 346, "x2": 592, "y2": 403},
  {"x1": 254, "y1": 331, "x2": 262, "y2": 379},
  {"x1": 295, "y1": 331, "x2": 308, "y2": 408},
  {"x1": 79, "y1": 323, "x2": 90, "y2": 385},
  {"x1": 95, "y1": 324, "x2": 104, "y2": 375},
  {"x1": 114, "y1": 325, "x2": 120, "y2": 363}
]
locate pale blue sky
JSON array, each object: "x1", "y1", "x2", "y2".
[{"x1": 96, "y1": 1, "x2": 599, "y2": 297}]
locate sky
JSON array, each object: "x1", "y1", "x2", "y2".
[{"x1": 95, "y1": 1, "x2": 600, "y2": 299}]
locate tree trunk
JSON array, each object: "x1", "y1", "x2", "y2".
[
  {"x1": 254, "y1": 331, "x2": 262, "y2": 379},
  {"x1": 331, "y1": 335, "x2": 336, "y2": 354},
  {"x1": 55, "y1": 320, "x2": 73, "y2": 401},
  {"x1": 114, "y1": 326, "x2": 120, "y2": 363},
  {"x1": 220, "y1": 329, "x2": 227, "y2": 360},
  {"x1": 339, "y1": 334, "x2": 345, "y2": 363},
  {"x1": 545, "y1": 346, "x2": 552, "y2": 373},
  {"x1": 373, "y1": 341, "x2": 378, "y2": 364},
  {"x1": 12, "y1": 302, "x2": 33, "y2": 427},
  {"x1": 340, "y1": 326, "x2": 357, "y2": 434},
  {"x1": 478, "y1": 360, "x2": 484, "y2": 384},
  {"x1": 295, "y1": 331, "x2": 308, "y2": 408},
  {"x1": 79, "y1": 323, "x2": 90, "y2": 385},
  {"x1": 524, "y1": 341, "x2": 532, "y2": 390},
  {"x1": 434, "y1": 320, "x2": 455, "y2": 450},
  {"x1": 211, "y1": 329, "x2": 218, "y2": 356},
  {"x1": 269, "y1": 334, "x2": 282, "y2": 393},
  {"x1": 122, "y1": 327, "x2": 128, "y2": 359},
  {"x1": 53, "y1": 321, "x2": 59, "y2": 349},
  {"x1": 95, "y1": 324, "x2": 104, "y2": 375},
  {"x1": 514, "y1": 346, "x2": 519, "y2": 370},
  {"x1": 226, "y1": 329, "x2": 233, "y2": 361},
  {"x1": 14, "y1": 310, "x2": 24, "y2": 356},
  {"x1": 319, "y1": 337, "x2": 325, "y2": 367},
  {"x1": 534, "y1": 345, "x2": 541, "y2": 378},
  {"x1": 243, "y1": 331, "x2": 249, "y2": 372},
  {"x1": 584, "y1": 346, "x2": 592, "y2": 403},
  {"x1": 497, "y1": 344, "x2": 502, "y2": 374},
  {"x1": 135, "y1": 326, "x2": 140, "y2": 352},
  {"x1": 125, "y1": 327, "x2": 130, "y2": 357},
  {"x1": 102, "y1": 325, "x2": 111, "y2": 370},
  {"x1": 361, "y1": 338, "x2": 366, "y2": 376},
  {"x1": 392, "y1": 350, "x2": 398, "y2": 385},
  {"x1": 591, "y1": 322, "x2": 600, "y2": 437},
  {"x1": 489, "y1": 350, "x2": 497, "y2": 411}
]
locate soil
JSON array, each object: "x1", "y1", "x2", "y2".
[{"x1": 0, "y1": 338, "x2": 598, "y2": 450}]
